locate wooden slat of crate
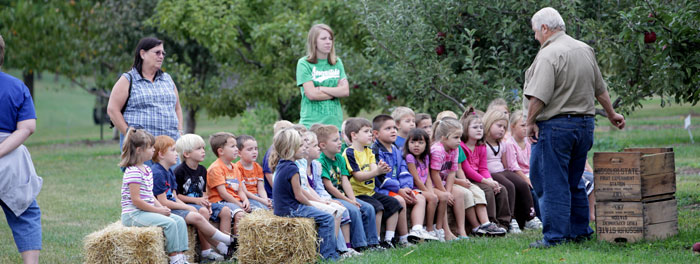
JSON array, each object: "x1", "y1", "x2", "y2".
[
  {"x1": 596, "y1": 199, "x2": 678, "y2": 243},
  {"x1": 594, "y1": 150, "x2": 675, "y2": 201},
  {"x1": 622, "y1": 147, "x2": 673, "y2": 155}
]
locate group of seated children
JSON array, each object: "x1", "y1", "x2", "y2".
[{"x1": 118, "y1": 98, "x2": 548, "y2": 262}]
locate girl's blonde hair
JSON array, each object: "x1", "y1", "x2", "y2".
[
  {"x1": 482, "y1": 110, "x2": 509, "y2": 142},
  {"x1": 119, "y1": 127, "x2": 154, "y2": 167},
  {"x1": 305, "y1": 24, "x2": 337, "y2": 65},
  {"x1": 509, "y1": 110, "x2": 524, "y2": 128},
  {"x1": 436, "y1": 110, "x2": 458, "y2": 121},
  {"x1": 487, "y1": 98, "x2": 508, "y2": 112},
  {"x1": 459, "y1": 106, "x2": 484, "y2": 144},
  {"x1": 431, "y1": 117, "x2": 462, "y2": 144},
  {"x1": 175, "y1": 134, "x2": 206, "y2": 162},
  {"x1": 304, "y1": 131, "x2": 318, "y2": 146},
  {"x1": 268, "y1": 128, "x2": 303, "y2": 172}
]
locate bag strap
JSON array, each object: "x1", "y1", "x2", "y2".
[{"x1": 109, "y1": 73, "x2": 133, "y2": 129}]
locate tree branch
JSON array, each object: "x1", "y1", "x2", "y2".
[
  {"x1": 70, "y1": 77, "x2": 109, "y2": 97},
  {"x1": 236, "y1": 48, "x2": 263, "y2": 68},
  {"x1": 430, "y1": 84, "x2": 466, "y2": 111}
]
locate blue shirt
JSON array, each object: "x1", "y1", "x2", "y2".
[
  {"x1": 0, "y1": 72, "x2": 36, "y2": 133},
  {"x1": 123, "y1": 68, "x2": 179, "y2": 140},
  {"x1": 151, "y1": 163, "x2": 177, "y2": 202},
  {"x1": 273, "y1": 159, "x2": 301, "y2": 216},
  {"x1": 395, "y1": 136, "x2": 407, "y2": 152},
  {"x1": 262, "y1": 145, "x2": 273, "y2": 199},
  {"x1": 371, "y1": 140, "x2": 413, "y2": 195}
]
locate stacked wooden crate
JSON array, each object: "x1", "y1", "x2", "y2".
[{"x1": 593, "y1": 147, "x2": 678, "y2": 243}]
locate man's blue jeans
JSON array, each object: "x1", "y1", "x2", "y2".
[
  {"x1": 336, "y1": 198, "x2": 379, "y2": 247},
  {"x1": 289, "y1": 205, "x2": 339, "y2": 260},
  {"x1": 530, "y1": 115, "x2": 594, "y2": 244}
]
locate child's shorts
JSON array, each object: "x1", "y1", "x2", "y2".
[
  {"x1": 216, "y1": 201, "x2": 245, "y2": 218},
  {"x1": 171, "y1": 209, "x2": 191, "y2": 219},
  {"x1": 188, "y1": 203, "x2": 228, "y2": 222},
  {"x1": 388, "y1": 189, "x2": 420, "y2": 197},
  {"x1": 357, "y1": 193, "x2": 403, "y2": 221},
  {"x1": 248, "y1": 195, "x2": 270, "y2": 210},
  {"x1": 455, "y1": 184, "x2": 487, "y2": 208}
]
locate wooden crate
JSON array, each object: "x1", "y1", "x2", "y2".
[
  {"x1": 593, "y1": 147, "x2": 675, "y2": 201},
  {"x1": 596, "y1": 198, "x2": 678, "y2": 243}
]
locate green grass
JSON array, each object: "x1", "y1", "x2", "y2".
[{"x1": 1, "y1": 72, "x2": 699, "y2": 263}]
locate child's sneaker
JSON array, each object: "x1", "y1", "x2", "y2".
[
  {"x1": 525, "y1": 217, "x2": 543, "y2": 230},
  {"x1": 407, "y1": 229, "x2": 423, "y2": 243},
  {"x1": 201, "y1": 250, "x2": 225, "y2": 262},
  {"x1": 339, "y1": 248, "x2": 362, "y2": 259},
  {"x1": 225, "y1": 235, "x2": 239, "y2": 260},
  {"x1": 436, "y1": 229, "x2": 446, "y2": 242},
  {"x1": 478, "y1": 222, "x2": 507, "y2": 236},
  {"x1": 396, "y1": 240, "x2": 415, "y2": 248},
  {"x1": 379, "y1": 240, "x2": 395, "y2": 249},
  {"x1": 509, "y1": 219, "x2": 522, "y2": 234},
  {"x1": 417, "y1": 228, "x2": 439, "y2": 241}
]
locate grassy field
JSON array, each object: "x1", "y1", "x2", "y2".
[{"x1": 0, "y1": 73, "x2": 699, "y2": 263}]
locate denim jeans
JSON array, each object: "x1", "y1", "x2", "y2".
[
  {"x1": 530, "y1": 115, "x2": 594, "y2": 244},
  {"x1": 337, "y1": 198, "x2": 379, "y2": 247},
  {"x1": 1, "y1": 199, "x2": 42, "y2": 252},
  {"x1": 289, "y1": 205, "x2": 339, "y2": 260}
]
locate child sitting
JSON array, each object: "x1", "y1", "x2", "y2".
[
  {"x1": 391, "y1": 107, "x2": 416, "y2": 151},
  {"x1": 314, "y1": 124, "x2": 380, "y2": 251},
  {"x1": 482, "y1": 110, "x2": 535, "y2": 233},
  {"x1": 118, "y1": 128, "x2": 189, "y2": 264},
  {"x1": 504, "y1": 110, "x2": 543, "y2": 230},
  {"x1": 151, "y1": 135, "x2": 236, "y2": 261},
  {"x1": 235, "y1": 135, "x2": 272, "y2": 210},
  {"x1": 371, "y1": 115, "x2": 437, "y2": 242},
  {"x1": 403, "y1": 128, "x2": 443, "y2": 239},
  {"x1": 207, "y1": 132, "x2": 250, "y2": 236},
  {"x1": 415, "y1": 113, "x2": 433, "y2": 136},
  {"x1": 262, "y1": 120, "x2": 294, "y2": 200},
  {"x1": 174, "y1": 134, "x2": 236, "y2": 260},
  {"x1": 343, "y1": 117, "x2": 406, "y2": 248},
  {"x1": 458, "y1": 111, "x2": 511, "y2": 231},
  {"x1": 271, "y1": 128, "x2": 338, "y2": 260}
]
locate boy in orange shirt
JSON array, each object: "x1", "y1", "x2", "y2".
[
  {"x1": 207, "y1": 132, "x2": 251, "y2": 235},
  {"x1": 235, "y1": 135, "x2": 271, "y2": 210}
]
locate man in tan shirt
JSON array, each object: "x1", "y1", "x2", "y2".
[{"x1": 523, "y1": 7, "x2": 625, "y2": 248}]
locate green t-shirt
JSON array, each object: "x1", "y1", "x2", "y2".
[
  {"x1": 318, "y1": 152, "x2": 350, "y2": 194},
  {"x1": 296, "y1": 56, "x2": 347, "y2": 129},
  {"x1": 458, "y1": 146, "x2": 466, "y2": 163}
]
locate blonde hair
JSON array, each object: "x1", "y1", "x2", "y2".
[
  {"x1": 459, "y1": 107, "x2": 483, "y2": 143},
  {"x1": 312, "y1": 124, "x2": 339, "y2": 146},
  {"x1": 305, "y1": 24, "x2": 337, "y2": 65},
  {"x1": 509, "y1": 110, "x2": 524, "y2": 128},
  {"x1": 209, "y1": 132, "x2": 236, "y2": 157},
  {"x1": 119, "y1": 127, "x2": 155, "y2": 167},
  {"x1": 431, "y1": 117, "x2": 462, "y2": 144},
  {"x1": 176, "y1": 134, "x2": 206, "y2": 161},
  {"x1": 268, "y1": 128, "x2": 303, "y2": 172},
  {"x1": 304, "y1": 131, "x2": 318, "y2": 146},
  {"x1": 487, "y1": 98, "x2": 509, "y2": 113},
  {"x1": 482, "y1": 110, "x2": 509, "y2": 142},
  {"x1": 436, "y1": 110, "x2": 457, "y2": 121},
  {"x1": 152, "y1": 135, "x2": 176, "y2": 163},
  {"x1": 391, "y1": 106, "x2": 415, "y2": 124},
  {"x1": 273, "y1": 120, "x2": 293, "y2": 134}
]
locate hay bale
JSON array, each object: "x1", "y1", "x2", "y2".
[
  {"x1": 83, "y1": 221, "x2": 167, "y2": 264},
  {"x1": 238, "y1": 210, "x2": 318, "y2": 264},
  {"x1": 185, "y1": 225, "x2": 199, "y2": 263}
]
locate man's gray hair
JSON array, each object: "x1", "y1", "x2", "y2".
[{"x1": 531, "y1": 7, "x2": 566, "y2": 32}]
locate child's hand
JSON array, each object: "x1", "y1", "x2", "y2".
[
  {"x1": 447, "y1": 193, "x2": 455, "y2": 207},
  {"x1": 156, "y1": 207, "x2": 171, "y2": 216},
  {"x1": 350, "y1": 200, "x2": 362, "y2": 208},
  {"x1": 242, "y1": 200, "x2": 252, "y2": 212},
  {"x1": 330, "y1": 199, "x2": 343, "y2": 206},
  {"x1": 378, "y1": 161, "x2": 391, "y2": 173},
  {"x1": 265, "y1": 198, "x2": 273, "y2": 208},
  {"x1": 398, "y1": 188, "x2": 415, "y2": 204},
  {"x1": 198, "y1": 198, "x2": 210, "y2": 208}
]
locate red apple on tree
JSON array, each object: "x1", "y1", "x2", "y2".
[
  {"x1": 437, "y1": 31, "x2": 446, "y2": 39},
  {"x1": 435, "y1": 45, "x2": 445, "y2": 56},
  {"x1": 386, "y1": 95, "x2": 393, "y2": 102},
  {"x1": 644, "y1": 32, "x2": 656, "y2": 43}
]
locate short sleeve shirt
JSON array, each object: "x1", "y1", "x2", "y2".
[
  {"x1": 319, "y1": 152, "x2": 350, "y2": 194},
  {"x1": 0, "y1": 72, "x2": 36, "y2": 133},
  {"x1": 174, "y1": 163, "x2": 207, "y2": 198},
  {"x1": 151, "y1": 163, "x2": 177, "y2": 202},
  {"x1": 430, "y1": 142, "x2": 458, "y2": 185},
  {"x1": 273, "y1": 160, "x2": 302, "y2": 216},
  {"x1": 523, "y1": 32, "x2": 607, "y2": 121},
  {"x1": 405, "y1": 153, "x2": 430, "y2": 186},
  {"x1": 207, "y1": 158, "x2": 243, "y2": 203},
  {"x1": 343, "y1": 146, "x2": 376, "y2": 196},
  {"x1": 121, "y1": 166, "x2": 155, "y2": 214},
  {"x1": 236, "y1": 161, "x2": 263, "y2": 195},
  {"x1": 296, "y1": 57, "x2": 347, "y2": 129}
]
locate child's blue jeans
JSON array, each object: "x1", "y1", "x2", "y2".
[
  {"x1": 336, "y1": 198, "x2": 379, "y2": 247},
  {"x1": 288, "y1": 205, "x2": 339, "y2": 260}
]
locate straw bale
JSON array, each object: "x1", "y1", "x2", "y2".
[
  {"x1": 83, "y1": 221, "x2": 167, "y2": 264},
  {"x1": 185, "y1": 225, "x2": 199, "y2": 263},
  {"x1": 237, "y1": 210, "x2": 318, "y2": 264}
]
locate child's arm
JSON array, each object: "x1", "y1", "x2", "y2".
[
  {"x1": 407, "y1": 163, "x2": 430, "y2": 192},
  {"x1": 351, "y1": 161, "x2": 390, "y2": 181},
  {"x1": 323, "y1": 178, "x2": 359, "y2": 207},
  {"x1": 129, "y1": 183, "x2": 170, "y2": 215},
  {"x1": 453, "y1": 166, "x2": 473, "y2": 188},
  {"x1": 340, "y1": 175, "x2": 363, "y2": 207},
  {"x1": 176, "y1": 194, "x2": 210, "y2": 207},
  {"x1": 444, "y1": 171, "x2": 456, "y2": 193},
  {"x1": 216, "y1": 184, "x2": 244, "y2": 207},
  {"x1": 256, "y1": 181, "x2": 272, "y2": 208},
  {"x1": 237, "y1": 182, "x2": 251, "y2": 212},
  {"x1": 291, "y1": 173, "x2": 312, "y2": 205},
  {"x1": 156, "y1": 192, "x2": 196, "y2": 211},
  {"x1": 264, "y1": 172, "x2": 274, "y2": 189},
  {"x1": 429, "y1": 169, "x2": 446, "y2": 192}
]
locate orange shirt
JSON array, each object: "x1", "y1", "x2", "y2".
[
  {"x1": 207, "y1": 158, "x2": 243, "y2": 203},
  {"x1": 235, "y1": 161, "x2": 264, "y2": 195}
]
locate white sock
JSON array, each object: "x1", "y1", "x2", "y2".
[
  {"x1": 212, "y1": 230, "x2": 231, "y2": 245},
  {"x1": 399, "y1": 235, "x2": 409, "y2": 243},
  {"x1": 169, "y1": 254, "x2": 181, "y2": 264},
  {"x1": 411, "y1": 225, "x2": 423, "y2": 232},
  {"x1": 384, "y1": 231, "x2": 395, "y2": 241},
  {"x1": 216, "y1": 242, "x2": 228, "y2": 255},
  {"x1": 201, "y1": 249, "x2": 212, "y2": 257}
]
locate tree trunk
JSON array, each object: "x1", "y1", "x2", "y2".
[
  {"x1": 185, "y1": 107, "x2": 198, "y2": 134},
  {"x1": 23, "y1": 70, "x2": 34, "y2": 99}
]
